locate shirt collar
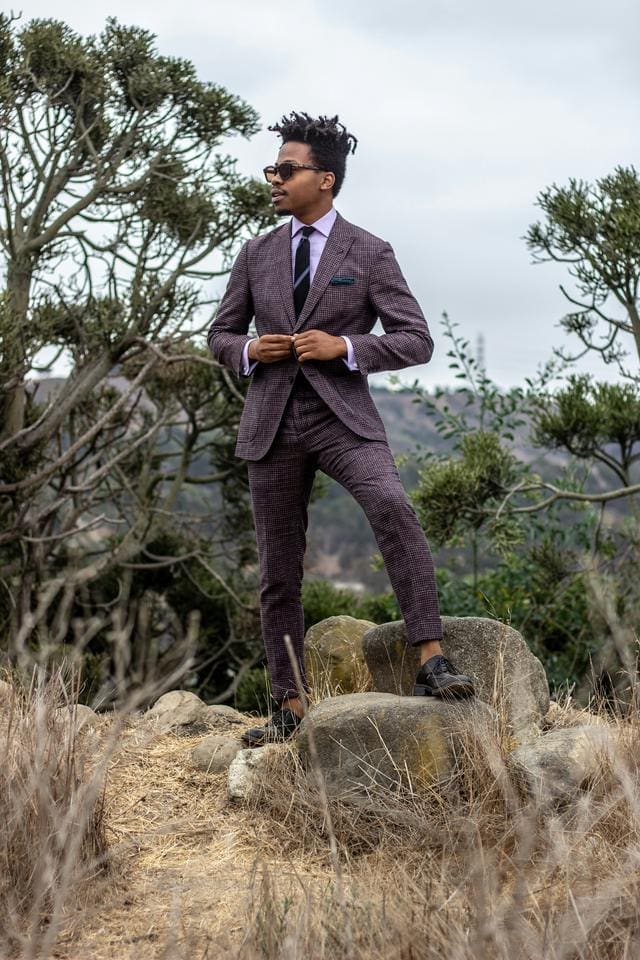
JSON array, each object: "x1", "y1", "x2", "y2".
[{"x1": 291, "y1": 207, "x2": 337, "y2": 239}]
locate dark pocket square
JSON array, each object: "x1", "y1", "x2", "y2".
[{"x1": 329, "y1": 276, "x2": 356, "y2": 285}]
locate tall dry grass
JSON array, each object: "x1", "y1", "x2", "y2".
[
  {"x1": 3, "y1": 630, "x2": 640, "y2": 958},
  {"x1": 0, "y1": 669, "x2": 109, "y2": 959},
  {"x1": 236, "y1": 693, "x2": 640, "y2": 960}
]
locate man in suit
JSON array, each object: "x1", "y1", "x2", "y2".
[{"x1": 208, "y1": 112, "x2": 474, "y2": 745}]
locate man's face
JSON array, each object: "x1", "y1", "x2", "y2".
[{"x1": 269, "y1": 141, "x2": 333, "y2": 218}]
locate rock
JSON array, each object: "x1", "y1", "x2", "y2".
[
  {"x1": 228, "y1": 744, "x2": 289, "y2": 801},
  {"x1": 192, "y1": 735, "x2": 242, "y2": 773},
  {"x1": 202, "y1": 704, "x2": 246, "y2": 726},
  {"x1": 544, "y1": 700, "x2": 608, "y2": 729},
  {"x1": 146, "y1": 690, "x2": 207, "y2": 732},
  {"x1": 297, "y1": 692, "x2": 497, "y2": 797},
  {"x1": 54, "y1": 703, "x2": 99, "y2": 733},
  {"x1": 510, "y1": 724, "x2": 622, "y2": 802},
  {"x1": 305, "y1": 616, "x2": 375, "y2": 696},
  {"x1": 362, "y1": 616, "x2": 549, "y2": 746}
]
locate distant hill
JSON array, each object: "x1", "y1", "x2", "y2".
[{"x1": 27, "y1": 377, "x2": 606, "y2": 593}]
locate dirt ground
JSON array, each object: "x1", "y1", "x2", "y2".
[{"x1": 57, "y1": 716, "x2": 324, "y2": 960}]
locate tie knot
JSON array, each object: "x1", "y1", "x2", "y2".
[{"x1": 301, "y1": 226, "x2": 314, "y2": 238}]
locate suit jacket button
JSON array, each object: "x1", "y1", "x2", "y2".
[{"x1": 289, "y1": 376, "x2": 295, "y2": 383}]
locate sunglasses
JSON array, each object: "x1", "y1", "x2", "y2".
[{"x1": 263, "y1": 161, "x2": 324, "y2": 183}]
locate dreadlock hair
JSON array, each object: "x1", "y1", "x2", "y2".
[{"x1": 268, "y1": 112, "x2": 358, "y2": 198}]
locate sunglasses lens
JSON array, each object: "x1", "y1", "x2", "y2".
[
  {"x1": 263, "y1": 166, "x2": 276, "y2": 182},
  {"x1": 278, "y1": 162, "x2": 294, "y2": 181}
]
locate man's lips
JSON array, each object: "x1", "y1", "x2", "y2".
[{"x1": 271, "y1": 191, "x2": 287, "y2": 202}]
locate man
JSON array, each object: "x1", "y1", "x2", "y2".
[{"x1": 208, "y1": 112, "x2": 474, "y2": 745}]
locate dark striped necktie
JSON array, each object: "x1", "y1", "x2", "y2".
[{"x1": 293, "y1": 225, "x2": 315, "y2": 318}]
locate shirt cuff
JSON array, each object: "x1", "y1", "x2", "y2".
[
  {"x1": 341, "y1": 336, "x2": 359, "y2": 371},
  {"x1": 242, "y1": 339, "x2": 259, "y2": 376}
]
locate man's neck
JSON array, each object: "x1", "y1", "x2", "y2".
[{"x1": 294, "y1": 201, "x2": 334, "y2": 225}]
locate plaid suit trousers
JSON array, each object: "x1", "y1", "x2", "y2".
[{"x1": 247, "y1": 381, "x2": 443, "y2": 703}]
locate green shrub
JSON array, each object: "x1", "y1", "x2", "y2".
[{"x1": 302, "y1": 580, "x2": 400, "y2": 632}]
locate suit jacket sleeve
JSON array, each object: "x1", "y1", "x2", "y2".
[
  {"x1": 207, "y1": 241, "x2": 254, "y2": 376},
  {"x1": 347, "y1": 242, "x2": 434, "y2": 375}
]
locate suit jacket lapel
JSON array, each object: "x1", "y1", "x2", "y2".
[
  {"x1": 274, "y1": 222, "x2": 296, "y2": 328},
  {"x1": 294, "y1": 214, "x2": 355, "y2": 330}
]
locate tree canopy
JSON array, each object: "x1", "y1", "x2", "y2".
[{"x1": 0, "y1": 15, "x2": 274, "y2": 698}]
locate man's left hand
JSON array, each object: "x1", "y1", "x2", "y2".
[{"x1": 293, "y1": 331, "x2": 347, "y2": 363}]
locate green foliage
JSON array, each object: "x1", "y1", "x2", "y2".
[
  {"x1": 0, "y1": 15, "x2": 273, "y2": 701},
  {"x1": 406, "y1": 308, "x2": 639, "y2": 696},
  {"x1": 302, "y1": 580, "x2": 399, "y2": 633},
  {"x1": 413, "y1": 431, "x2": 524, "y2": 553},
  {"x1": 525, "y1": 165, "x2": 640, "y2": 372},
  {"x1": 531, "y1": 374, "x2": 640, "y2": 483},
  {"x1": 402, "y1": 313, "x2": 530, "y2": 445},
  {"x1": 526, "y1": 166, "x2": 640, "y2": 298},
  {"x1": 436, "y1": 556, "x2": 598, "y2": 693},
  {"x1": 233, "y1": 668, "x2": 272, "y2": 715}
]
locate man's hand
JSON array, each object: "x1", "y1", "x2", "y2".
[
  {"x1": 248, "y1": 335, "x2": 294, "y2": 364},
  {"x1": 293, "y1": 331, "x2": 347, "y2": 363}
]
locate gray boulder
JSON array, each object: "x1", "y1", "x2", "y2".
[
  {"x1": 362, "y1": 617, "x2": 549, "y2": 746},
  {"x1": 192, "y1": 735, "x2": 242, "y2": 773},
  {"x1": 146, "y1": 690, "x2": 207, "y2": 732},
  {"x1": 54, "y1": 703, "x2": 99, "y2": 733},
  {"x1": 305, "y1": 615, "x2": 375, "y2": 696},
  {"x1": 203, "y1": 704, "x2": 246, "y2": 726},
  {"x1": 228, "y1": 744, "x2": 289, "y2": 801},
  {"x1": 297, "y1": 692, "x2": 496, "y2": 797},
  {"x1": 510, "y1": 724, "x2": 623, "y2": 803}
]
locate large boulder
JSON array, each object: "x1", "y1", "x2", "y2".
[
  {"x1": 510, "y1": 724, "x2": 623, "y2": 803},
  {"x1": 297, "y1": 692, "x2": 496, "y2": 797},
  {"x1": 362, "y1": 617, "x2": 549, "y2": 746},
  {"x1": 305, "y1": 615, "x2": 375, "y2": 696}
]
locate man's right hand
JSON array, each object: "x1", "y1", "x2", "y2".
[{"x1": 248, "y1": 335, "x2": 294, "y2": 364}]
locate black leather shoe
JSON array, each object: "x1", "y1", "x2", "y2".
[
  {"x1": 413, "y1": 655, "x2": 475, "y2": 699},
  {"x1": 242, "y1": 708, "x2": 303, "y2": 747}
]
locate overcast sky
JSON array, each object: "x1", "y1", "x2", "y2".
[{"x1": 18, "y1": 0, "x2": 640, "y2": 388}]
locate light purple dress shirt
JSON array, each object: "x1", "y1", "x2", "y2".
[{"x1": 241, "y1": 206, "x2": 358, "y2": 375}]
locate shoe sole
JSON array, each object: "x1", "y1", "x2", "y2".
[{"x1": 413, "y1": 682, "x2": 475, "y2": 699}]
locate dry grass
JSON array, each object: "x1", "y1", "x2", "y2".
[
  {"x1": 236, "y1": 694, "x2": 640, "y2": 960},
  {"x1": 4, "y1": 670, "x2": 640, "y2": 959},
  {"x1": 0, "y1": 669, "x2": 108, "y2": 959}
]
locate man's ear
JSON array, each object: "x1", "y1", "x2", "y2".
[{"x1": 320, "y1": 171, "x2": 335, "y2": 192}]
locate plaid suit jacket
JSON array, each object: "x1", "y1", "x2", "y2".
[{"x1": 207, "y1": 212, "x2": 434, "y2": 461}]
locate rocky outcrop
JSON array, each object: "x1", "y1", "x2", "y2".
[
  {"x1": 510, "y1": 725, "x2": 624, "y2": 803},
  {"x1": 146, "y1": 691, "x2": 246, "y2": 734},
  {"x1": 305, "y1": 615, "x2": 375, "y2": 696},
  {"x1": 362, "y1": 617, "x2": 549, "y2": 746},
  {"x1": 297, "y1": 692, "x2": 496, "y2": 797}
]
